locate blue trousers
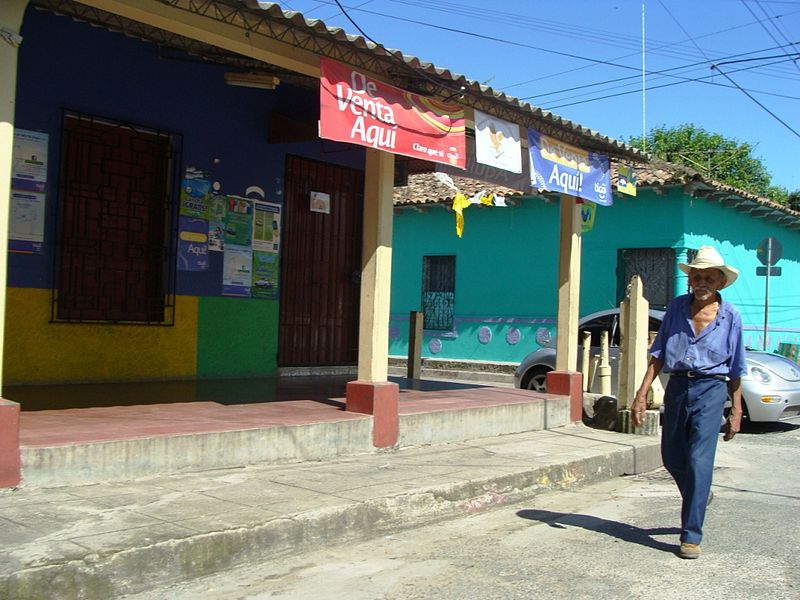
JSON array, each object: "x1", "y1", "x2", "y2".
[{"x1": 661, "y1": 376, "x2": 727, "y2": 545}]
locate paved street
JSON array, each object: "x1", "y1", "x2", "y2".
[{"x1": 124, "y1": 418, "x2": 800, "y2": 600}]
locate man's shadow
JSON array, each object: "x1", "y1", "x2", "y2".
[{"x1": 517, "y1": 509, "x2": 680, "y2": 554}]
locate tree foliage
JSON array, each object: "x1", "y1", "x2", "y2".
[{"x1": 629, "y1": 124, "x2": 790, "y2": 204}]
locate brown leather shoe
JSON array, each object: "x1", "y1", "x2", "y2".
[{"x1": 679, "y1": 542, "x2": 701, "y2": 559}]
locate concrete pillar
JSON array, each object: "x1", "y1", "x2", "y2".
[
  {"x1": 547, "y1": 195, "x2": 583, "y2": 421},
  {"x1": 0, "y1": 0, "x2": 28, "y2": 487},
  {"x1": 554, "y1": 195, "x2": 582, "y2": 372},
  {"x1": 618, "y1": 275, "x2": 649, "y2": 409},
  {"x1": 346, "y1": 149, "x2": 399, "y2": 448}
]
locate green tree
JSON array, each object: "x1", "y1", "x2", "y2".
[
  {"x1": 629, "y1": 124, "x2": 787, "y2": 203},
  {"x1": 788, "y1": 191, "x2": 800, "y2": 212}
]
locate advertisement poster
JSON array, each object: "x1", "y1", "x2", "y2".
[
  {"x1": 10, "y1": 130, "x2": 48, "y2": 253},
  {"x1": 474, "y1": 110, "x2": 522, "y2": 173},
  {"x1": 12, "y1": 129, "x2": 48, "y2": 193},
  {"x1": 177, "y1": 216, "x2": 209, "y2": 271},
  {"x1": 224, "y1": 196, "x2": 253, "y2": 247},
  {"x1": 528, "y1": 128, "x2": 612, "y2": 206},
  {"x1": 252, "y1": 251, "x2": 280, "y2": 300},
  {"x1": 179, "y1": 177, "x2": 211, "y2": 218},
  {"x1": 253, "y1": 201, "x2": 281, "y2": 252},
  {"x1": 222, "y1": 244, "x2": 253, "y2": 297},
  {"x1": 208, "y1": 194, "x2": 227, "y2": 252},
  {"x1": 320, "y1": 57, "x2": 466, "y2": 169},
  {"x1": 9, "y1": 191, "x2": 46, "y2": 254}
]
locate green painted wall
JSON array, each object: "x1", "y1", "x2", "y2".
[
  {"x1": 390, "y1": 189, "x2": 800, "y2": 363},
  {"x1": 197, "y1": 297, "x2": 280, "y2": 377}
]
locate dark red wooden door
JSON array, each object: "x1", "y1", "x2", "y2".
[{"x1": 278, "y1": 156, "x2": 363, "y2": 366}]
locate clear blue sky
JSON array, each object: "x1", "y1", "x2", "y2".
[{"x1": 275, "y1": 0, "x2": 800, "y2": 193}]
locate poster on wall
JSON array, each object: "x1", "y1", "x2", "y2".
[
  {"x1": 12, "y1": 129, "x2": 48, "y2": 193},
  {"x1": 207, "y1": 194, "x2": 227, "y2": 252},
  {"x1": 9, "y1": 191, "x2": 46, "y2": 254},
  {"x1": 9, "y1": 129, "x2": 48, "y2": 253},
  {"x1": 319, "y1": 57, "x2": 466, "y2": 169},
  {"x1": 222, "y1": 244, "x2": 253, "y2": 297},
  {"x1": 179, "y1": 175, "x2": 211, "y2": 218},
  {"x1": 252, "y1": 201, "x2": 281, "y2": 252},
  {"x1": 177, "y1": 216, "x2": 210, "y2": 271},
  {"x1": 224, "y1": 196, "x2": 253, "y2": 247},
  {"x1": 252, "y1": 251, "x2": 280, "y2": 300}
]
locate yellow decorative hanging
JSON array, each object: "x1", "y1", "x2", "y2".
[
  {"x1": 452, "y1": 192, "x2": 471, "y2": 238},
  {"x1": 480, "y1": 192, "x2": 494, "y2": 206}
]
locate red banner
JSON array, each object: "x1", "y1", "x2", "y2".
[{"x1": 319, "y1": 58, "x2": 466, "y2": 169}]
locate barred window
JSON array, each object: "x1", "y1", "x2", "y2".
[
  {"x1": 616, "y1": 247, "x2": 675, "y2": 310},
  {"x1": 422, "y1": 255, "x2": 455, "y2": 331},
  {"x1": 53, "y1": 112, "x2": 179, "y2": 324}
]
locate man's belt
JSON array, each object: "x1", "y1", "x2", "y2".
[{"x1": 670, "y1": 371, "x2": 728, "y2": 381}]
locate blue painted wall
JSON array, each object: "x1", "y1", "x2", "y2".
[
  {"x1": 13, "y1": 7, "x2": 363, "y2": 295},
  {"x1": 390, "y1": 188, "x2": 800, "y2": 362}
]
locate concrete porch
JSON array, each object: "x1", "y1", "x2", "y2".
[{"x1": 4, "y1": 376, "x2": 571, "y2": 487}]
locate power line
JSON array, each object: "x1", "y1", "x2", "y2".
[
  {"x1": 544, "y1": 55, "x2": 800, "y2": 110},
  {"x1": 743, "y1": 0, "x2": 800, "y2": 73},
  {"x1": 525, "y1": 49, "x2": 800, "y2": 105},
  {"x1": 710, "y1": 62, "x2": 800, "y2": 138}
]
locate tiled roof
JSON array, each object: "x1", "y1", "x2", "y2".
[
  {"x1": 394, "y1": 159, "x2": 800, "y2": 229},
  {"x1": 393, "y1": 173, "x2": 527, "y2": 206}
]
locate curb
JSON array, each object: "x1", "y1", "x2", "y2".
[{"x1": 1, "y1": 439, "x2": 661, "y2": 600}]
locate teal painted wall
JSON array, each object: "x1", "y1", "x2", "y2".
[
  {"x1": 390, "y1": 189, "x2": 800, "y2": 362},
  {"x1": 678, "y1": 195, "x2": 800, "y2": 350}
]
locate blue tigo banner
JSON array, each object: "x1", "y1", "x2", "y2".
[{"x1": 528, "y1": 129, "x2": 612, "y2": 205}]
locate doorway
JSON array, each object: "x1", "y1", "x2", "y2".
[{"x1": 279, "y1": 155, "x2": 364, "y2": 366}]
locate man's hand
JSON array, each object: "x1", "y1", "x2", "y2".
[
  {"x1": 631, "y1": 391, "x2": 648, "y2": 427},
  {"x1": 723, "y1": 410, "x2": 742, "y2": 441}
]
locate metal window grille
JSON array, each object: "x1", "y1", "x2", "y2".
[
  {"x1": 52, "y1": 111, "x2": 180, "y2": 324},
  {"x1": 422, "y1": 255, "x2": 455, "y2": 331},
  {"x1": 616, "y1": 247, "x2": 675, "y2": 309}
]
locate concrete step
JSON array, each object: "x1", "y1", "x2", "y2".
[{"x1": 20, "y1": 394, "x2": 569, "y2": 487}]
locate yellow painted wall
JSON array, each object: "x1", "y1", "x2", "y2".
[{"x1": 3, "y1": 288, "x2": 198, "y2": 384}]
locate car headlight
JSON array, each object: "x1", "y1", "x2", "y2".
[{"x1": 749, "y1": 365, "x2": 772, "y2": 385}]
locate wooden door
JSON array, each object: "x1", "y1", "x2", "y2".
[{"x1": 278, "y1": 156, "x2": 363, "y2": 366}]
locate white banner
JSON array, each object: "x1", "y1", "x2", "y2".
[{"x1": 474, "y1": 110, "x2": 522, "y2": 174}]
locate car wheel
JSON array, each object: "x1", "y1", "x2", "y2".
[{"x1": 524, "y1": 366, "x2": 552, "y2": 393}]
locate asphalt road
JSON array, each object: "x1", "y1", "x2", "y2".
[{"x1": 124, "y1": 418, "x2": 800, "y2": 600}]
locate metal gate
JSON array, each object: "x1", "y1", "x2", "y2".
[{"x1": 278, "y1": 155, "x2": 363, "y2": 366}]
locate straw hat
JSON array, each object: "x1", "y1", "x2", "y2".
[{"x1": 678, "y1": 245, "x2": 739, "y2": 288}]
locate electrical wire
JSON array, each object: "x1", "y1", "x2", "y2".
[
  {"x1": 544, "y1": 55, "x2": 800, "y2": 110},
  {"x1": 711, "y1": 62, "x2": 800, "y2": 138},
  {"x1": 743, "y1": 0, "x2": 800, "y2": 73},
  {"x1": 522, "y1": 44, "x2": 796, "y2": 103}
]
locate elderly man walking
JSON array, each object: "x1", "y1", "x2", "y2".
[{"x1": 632, "y1": 246, "x2": 746, "y2": 560}]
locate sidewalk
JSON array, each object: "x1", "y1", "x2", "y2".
[{"x1": 0, "y1": 424, "x2": 661, "y2": 600}]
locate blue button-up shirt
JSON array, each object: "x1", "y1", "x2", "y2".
[{"x1": 650, "y1": 293, "x2": 747, "y2": 378}]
